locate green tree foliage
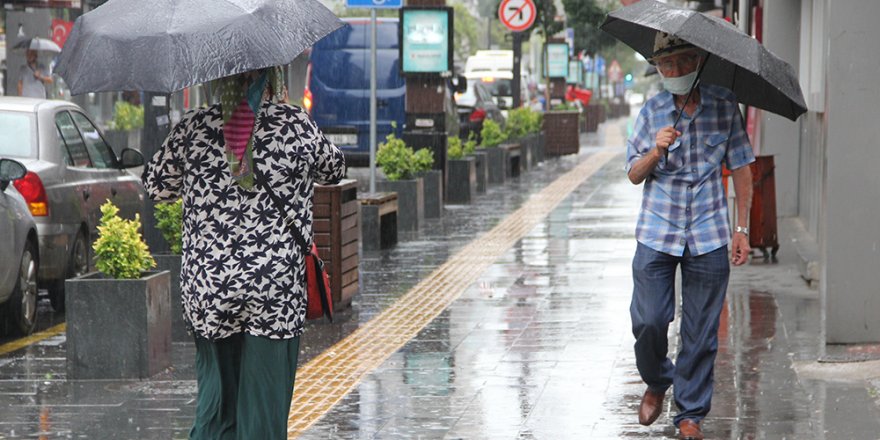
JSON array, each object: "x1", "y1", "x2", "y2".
[
  {"x1": 452, "y1": 3, "x2": 480, "y2": 61},
  {"x1": 559, "y1": 0, "x2": 619, "y2": 57},
  {"x1": 93, "y1": 201, "x2": 156, "y2": 279},
  {"x1": 154, "y1": 199, "x2": 183, "y2": 255}
]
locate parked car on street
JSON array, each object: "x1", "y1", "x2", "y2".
[
  {"x1": 463, "y1": 71, "x2": 528, "y2": 116},
  {"x1": 0, "y1": 158, "x2": 39, "y2": 335},
  {"x1": 455, "y1": 80, "x2": 505, "y2": 143},
  {"x1": 0, "y1": 97, "x2": 146, "y2": 311}
]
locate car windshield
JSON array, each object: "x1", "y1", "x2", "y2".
[
  {"x1": 477, "y1": 78, "x2": 513, "y2": 98},
  {"x1": 0, "y1": 111, "x2": 36, "y2": 158}
]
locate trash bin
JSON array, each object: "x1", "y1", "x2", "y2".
[
  {"x1": 313, "y1": 179, "x2": 359, "y2": 309},
  {"x1": 749, "y1": 155, "x2": 779, "y2": 259}
]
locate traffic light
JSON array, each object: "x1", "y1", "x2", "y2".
[{"x1": 625, "y1": 73, "x2": 633, "y2": 82}]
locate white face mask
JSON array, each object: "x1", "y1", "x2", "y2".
[{"x1": 660, "y1": 70, "x2": 698, "y2": 96}]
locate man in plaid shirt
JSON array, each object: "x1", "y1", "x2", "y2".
[{"x1": 626, "y1": 33, "x2": 754, "y2": 440}]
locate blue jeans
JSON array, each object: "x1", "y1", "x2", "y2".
[{"x1": 630, "y1": 242, "x2": 729, "y2": 426}]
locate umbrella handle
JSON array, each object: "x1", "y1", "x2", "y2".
[{"x1": 667, "y1": 53, "x2": 711, "y2": 162}]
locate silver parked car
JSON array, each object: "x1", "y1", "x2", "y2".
[
  {"x1": 0, "y1": 97, "x2": 145, "y2": 311},
  {"x1": 0, "y1": 158, "x2": 39, "y2": 335}
]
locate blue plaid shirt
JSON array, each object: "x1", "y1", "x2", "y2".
[{"x1": 626, "y1": 85, "x2": 755, "y2": 257}]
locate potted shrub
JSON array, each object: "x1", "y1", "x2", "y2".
[
  {"x1": 376, "y1": 133, "x2": 425, "y2": 232},
  {"x1": 66, "y1": 201, "x2": 171, "y2": 380},
  {"x1": 104, "y1": 101, "x2": 144, "y2": 156},
  {"x1": 504, "y1": 107, "x2": 534, "y2": 170},
  {"x1": 544, "y1": 103, "x2": 580, "y2": 156},
  {"x1": 445, "y1": 136, "x2": 477, "y2": 204},
  {"x1": 478, "y1": 120, "x2": 508, "y2": 184},
  {"x1": 153, "y1": 199, "x2": 188, "y2": 342},
  {"x1": 413, "y1": 147, "x2": 442, "y2": 219},
  {"x1": 462, "y1": 133, "x2": 487, "y2": 194}
]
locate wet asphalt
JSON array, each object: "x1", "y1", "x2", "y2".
[{"x1": 1, "y1": 117, "x2": 879, "y2": 439}]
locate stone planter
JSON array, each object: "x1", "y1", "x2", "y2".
[
  {"x1": 446, "y1": 157, "x2": 476, "y2": 204},
  {"x1": 483, "y1": 147, "x2": 507, "y2": 184},
  {"x1": 66, "y1": 270, "x2": 172, "y2": 380},
  {"x1": 468, "y1": 151, "x2": 489, "y2": 194},
  {"x1": 535, "y1": 132, "x2": 546, "y2": 163},
  {"x1": 154, "y1": 255, "x2": 188, "y2": 342},
  {"x1": 419, "y1": 170, "x2": 443, "y2": 219},
  {"x1": 378, "y1": 177, "x2": 424, "y2": 232},
  {"x1": 543, "y1": 111, "x2": 580, "y2": 156}
]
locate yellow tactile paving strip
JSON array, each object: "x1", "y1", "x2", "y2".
[
  {"x1": 287, "y1": 139, "x2": 622, "y2": 436},
  {"x1": 0, "y1": 323, "x2": 66, "y2": 357}
]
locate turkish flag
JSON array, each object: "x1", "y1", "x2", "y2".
[{"x1": 51, "y1": 19, "x2": 74, "y2": 48}]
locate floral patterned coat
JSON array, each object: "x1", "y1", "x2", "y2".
[{"x1": 143, "y1": 103, "x2": 345, "y2": 340}]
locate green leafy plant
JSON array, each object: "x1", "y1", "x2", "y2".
[
  {"x1": 506, "y1": 107, "x2": 545, "y2": 139},
  {"x1": 464, "y1": 132, "x2": 478, "y2": 155},
  {"x1": 376, "y1": 132, "x2": 415, "y2": 181},
  {"x1": 413, "y1": 148, "x2": 434, "y2": 173},
  {"x1": 552, "y1": 102, "x2": 578, "y2": 111},
  {"x1": 93, "y1": 200, "x2": 156, "y2": 279},
  {"x1": 447, "y1": 136, "x2": 464, "y2": 160},
  {"x1": 154, "y1": 199, "x2": 183, "y2": 255},
  {"x1": 479, "y1": 120, "x2": 507, "y2": 148},
  {"x1": 109, "y1": 101, "x2": 145, "y2": 131}
]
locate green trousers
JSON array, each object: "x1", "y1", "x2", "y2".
[{"x1": 190, "y1": 333, "x2": 300, "y2": 440}]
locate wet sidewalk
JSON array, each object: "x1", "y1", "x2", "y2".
[{"x1": 2, "y1": 118, "x2": 880, "y2": 439}]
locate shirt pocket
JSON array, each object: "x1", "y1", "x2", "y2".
[{"x1": 703, "y1": 133, "x2": 729, "y2": 167}]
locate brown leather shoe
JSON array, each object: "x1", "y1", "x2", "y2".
[
  {"x1": 678, "y1": 419, "x2": 704, "y2": 440},
  {"x1": 638, "y1": 388, "x2": 665, "y2": 426}
]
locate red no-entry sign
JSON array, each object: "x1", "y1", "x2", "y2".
[{"x1": 498, "y1": 0, "x2": 536, "y2": 33}]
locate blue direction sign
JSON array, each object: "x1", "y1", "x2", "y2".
[{"x1": 346, "y1": 0, "x2": 402, "y2": 8}]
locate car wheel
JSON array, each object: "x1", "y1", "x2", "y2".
[
  {"x1": 8, "y1": 241, "x2": 39, "y2": 336},
  {"x1": 49, "y1": 231, "x2": 88, "y2": 312}
]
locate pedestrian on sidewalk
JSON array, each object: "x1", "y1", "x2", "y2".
[
  {"x1": 624, "y1": 33, "x2": 754, "y2": 440},
  {"x1": 18, "y1": 49, "x2": 53, "y2": 98},
  {"x1": 143, "y1": 67, "x2": 345, "y2": 439}
]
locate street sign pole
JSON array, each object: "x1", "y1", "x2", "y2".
[
  {"x1": 346, "y1": 0, "x2": 402, "y2": 194},
  {"x1": 369, "y1": 8, "x2": 378, "y2": 194},
  {"x1": 512, "y1": 32, "x2": 523, "y2": 108},
  {"x1": 499, "y1": 0, "x2": 535, "y2": 109}
]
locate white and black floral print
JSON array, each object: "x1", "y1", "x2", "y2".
[{"x1": 144, "y1": 102, "x2": 345, "y2": 340}]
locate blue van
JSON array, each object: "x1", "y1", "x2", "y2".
[{"x1": 305, "y1": 18, "x2": 405, "y2": 167}]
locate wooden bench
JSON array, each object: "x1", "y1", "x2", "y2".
[
  {"x1": 359, "y1": 192, "x2": 398, "y2": 251},
  {"x1": 314, "y1": 179, "x2": 359, "y2": 310}
]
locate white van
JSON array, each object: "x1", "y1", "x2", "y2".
[{"x1": 465, "y1": 50, "x2": 513, "y2": 73}]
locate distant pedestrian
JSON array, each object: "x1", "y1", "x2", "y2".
[
  {"x1": 143, "y1": 66, "x2": 345, "y2": 439},
  {"x1": 625, "y1": 33, "x2": 754, "y2": 440},
  {"x1": 18, "y1": 49, "x2": 52, "y2": 98}
]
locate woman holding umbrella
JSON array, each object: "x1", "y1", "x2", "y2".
[{"x1": 143, "y1": 66, "x2": 345, "y2": 438}]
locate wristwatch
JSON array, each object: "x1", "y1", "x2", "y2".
[{"x1": 735, "y1": 226, "x2": 750, "y2": 236}]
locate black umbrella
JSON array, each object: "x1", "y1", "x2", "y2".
[
  {"x1": 55, "y1": 0, "x2": 344, "y2": 95},
  {"x1": 601, "y1": 0, "x2": 806, "y2": 121}
]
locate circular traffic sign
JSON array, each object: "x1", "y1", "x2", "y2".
[{"x1": 498, "y1": 0, "x2": 536, "y2": 33}]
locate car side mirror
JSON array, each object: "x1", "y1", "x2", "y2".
[
  {"x1": 119, "y1": 148, "x2": 145, "y2": 169},
  {"x1": 453, "y1": 75, "x2": 467, "y2": 94},
  {"x1": 0, "y1": 158, "x2": 27, "y2": 191}
]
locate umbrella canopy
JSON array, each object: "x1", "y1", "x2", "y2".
[
  {"x1": 55, "y1": 0, "x2": 344, "y2": 95},
  {"x1": 601, "y1": 0, "x2": 806, "y2": 121},
  {"x1": 13, "y1": 37, "x2": 62, "y2": 53}
]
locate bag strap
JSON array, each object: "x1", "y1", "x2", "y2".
[{"x1": 253, "y1": 160, "x2": 310, "y2": 254}]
